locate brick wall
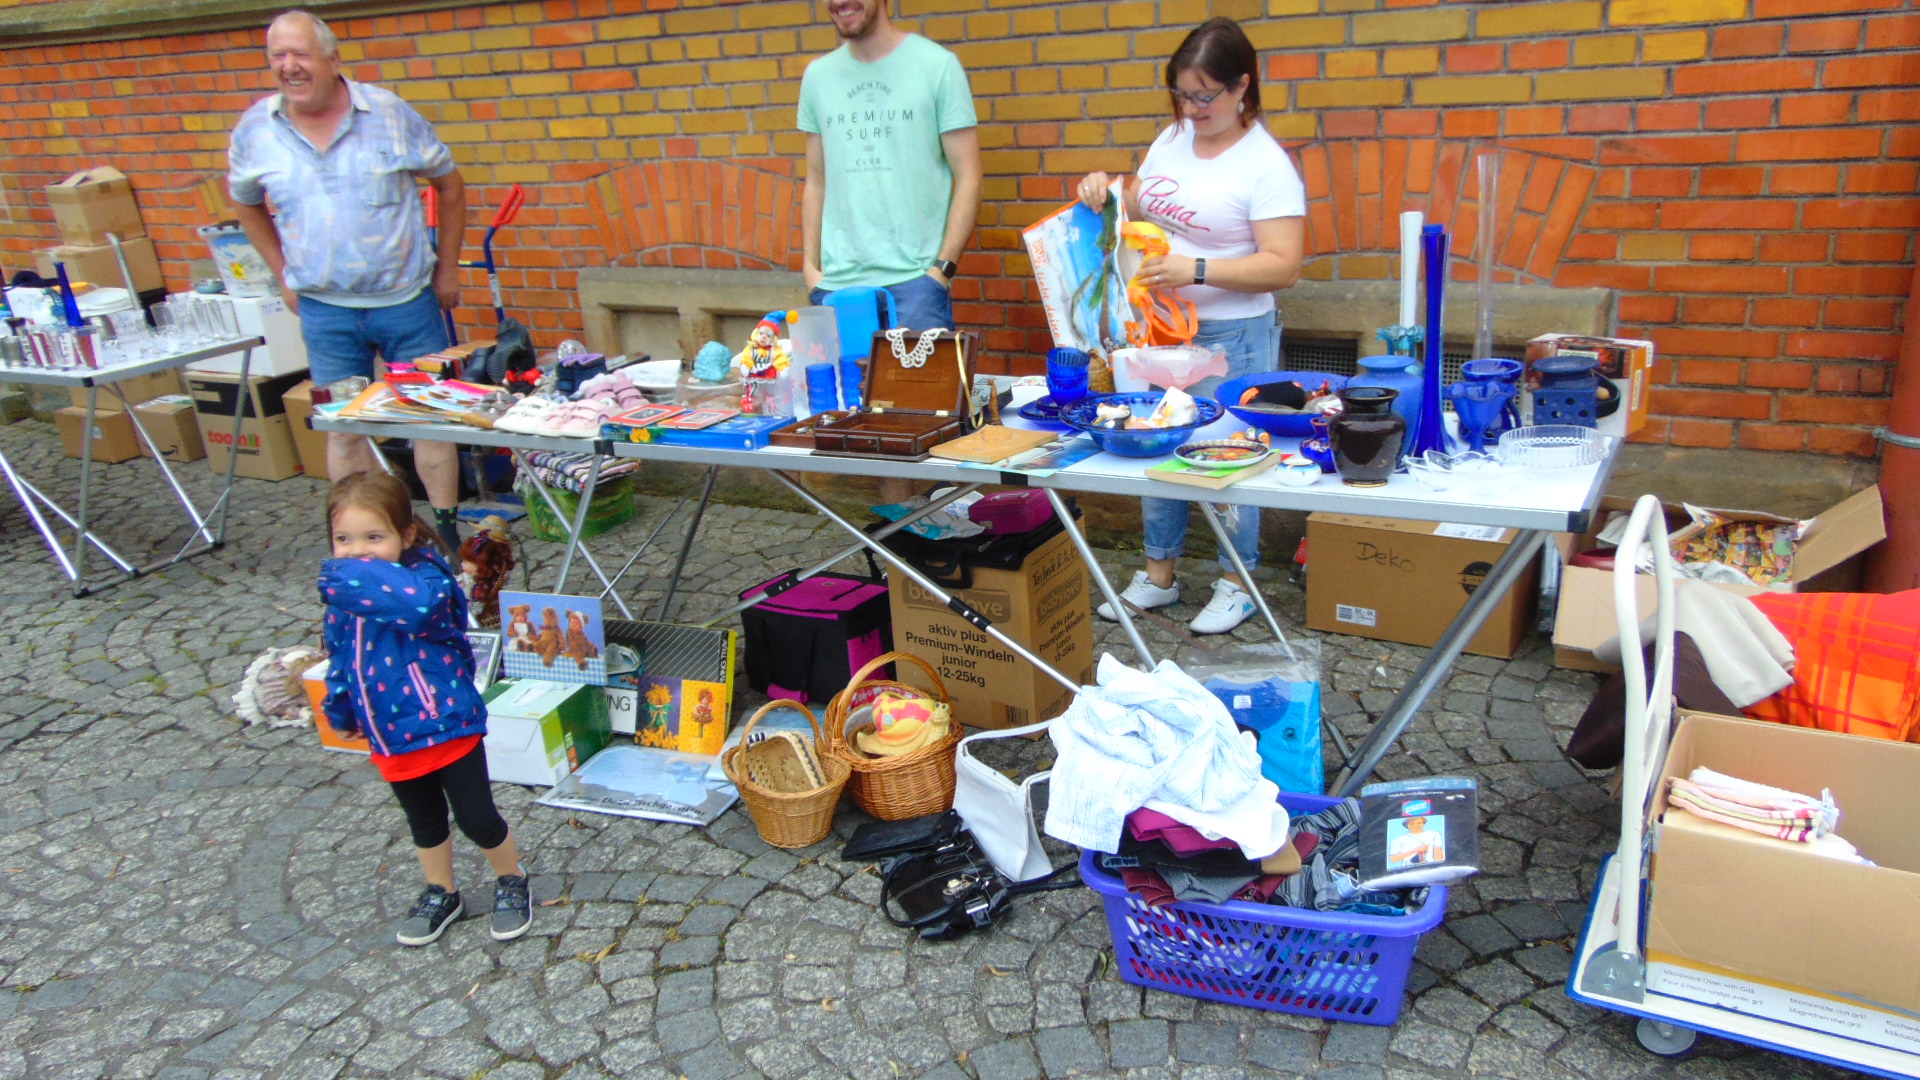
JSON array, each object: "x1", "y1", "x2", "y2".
[{"x1": 1, "y1": 0, "x2": 1914, "y2": 456}]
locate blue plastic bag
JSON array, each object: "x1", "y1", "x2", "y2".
[{"x1": 1194, "y1": 641, "x2": 1323, "y2": 795}]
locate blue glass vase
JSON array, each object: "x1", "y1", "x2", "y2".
[{"x1": 1350, "y1": 353, "x2": 1423, "y2": 451}]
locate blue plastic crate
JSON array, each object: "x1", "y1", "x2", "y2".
[{"x1": 1082, "y1": 792, "x2": 1446, "y2": 1025}]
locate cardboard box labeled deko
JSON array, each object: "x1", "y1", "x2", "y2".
[
  {"x1": 35, "y1": 235, "x2": 163, "y2": 294},
  {"x1": 67, "y1": 368, "x2": 183, "y2": 412},
  {"x1": 1306, "y1": 514, "x2": 1541, "y2": 659},
  {"x1": 282, "y1": 380, "x2": 331, "y2": 480},
  {"x1": 134, "y1": 395, "x2": 206, "y2": 463},
  {"x1": 1550, "y1": 486, "x2": 1886, "y2": 673},
  {"x1": 184, "y1": 369, "x2": 306, "y2": 481},
  {"x1": 1647, "y1": 711, "x2": 1920, "y2": 1029},
  {"x1": 44, "y1": 166, "x2": 145, "y2": 246},
  {"x1": 483, "y1": 679, "x2": 613, "y2": 787},
  {"x1": 54, "y1": 406, "x2": 141, "y2": 463},
  {"x1": 889, "y1": 526, "x2": 1093, "y2": 730}
]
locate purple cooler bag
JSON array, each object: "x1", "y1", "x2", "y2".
[{"x1": 740, "y1": 567, "x2": 893, "y2": 705}]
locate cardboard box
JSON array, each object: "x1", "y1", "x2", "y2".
[
  {"x1": 483, "y1": 679, "x2": 613, "y2": 787},
  {"x1": 604, "y1": 620, "x2": 737, "y2": 755},
  {"x1": 66, "y1": 367, "x2": 182, "y2": 412},
  {"x1": 1306, "y1": 514, "x2": 1541, "y2": 659},
  {"x1": 1526, "y1": 332, "x2": 1653, "y2": 439},
  {"x1": 888, "y1": 526, "x2": 1094, "y2": 730},
  {"x1": 44, "y1": 165, "x2": 145, "y2": 246},
  {"x1": 184, "y1": 369, "x2": 307, "y2": 481},
  {"x1": 35, "y1": 235, "x2": 163, "y2": 293},
  {"x1": 1550, "y1": 486, "x2": 1886, "y2": 672},
  {"x1": 54, "y1": 406, "x2": 140, "y2": 463},
  {"x1": 1647, "y1": 711, "x2": 1920, "y2": 1020},
  {"x1": 282, "y1": 380, "x2": 330, "y2": 480},
  {"x1": 182, "y1": 294, "x2": 309, "y2": 377},
  {"x1": 133, "y1": 395, "x2": 206, "y2": 462},
  {"x1": 301, "y1": 660, "x2": 371, "y2": 755}
]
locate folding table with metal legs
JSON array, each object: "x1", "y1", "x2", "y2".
[{"x1": 0, "y1": 336, "x2": 263, "y2": 597}]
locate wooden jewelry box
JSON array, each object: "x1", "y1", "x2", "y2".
[{"x1": 812, "y1": 330, "x2": 980, "y2": 461}]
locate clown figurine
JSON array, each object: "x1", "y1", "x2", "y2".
[{"x1": 735, "y1": 311, "x2": 792, "y2": 414}]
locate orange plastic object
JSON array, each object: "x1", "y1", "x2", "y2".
[{"x1": 1121, "y1": 222, "x2": 1198, "y2": 346}]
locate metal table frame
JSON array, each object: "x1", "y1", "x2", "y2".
[
  {"x1": 1, "y1": 336, "x2": 264, "y2": 597},
  {"x1": 313, "y1": 413, "x2": 1617, "y2": 792}
]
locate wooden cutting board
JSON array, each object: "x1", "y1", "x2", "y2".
[{"x1": 927, "y1": 425, "x2": 1058, "y2": 464}]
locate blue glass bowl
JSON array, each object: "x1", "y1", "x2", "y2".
[
  {"x1": 1061, "y1": 392, "x2": 1224, "y2": 457},
  {"x1": 1217, "y1": 370, "x2": 1351, "y2": 437}
]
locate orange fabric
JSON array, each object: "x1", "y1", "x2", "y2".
[
  {"x1": 373, "y1": 734, "x2": 484, "y2": 782},
  {"x1": 1743, "y1": 590, "x2": 1920, "y2": 742}
]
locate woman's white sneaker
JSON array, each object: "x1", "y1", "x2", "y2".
[
  {"x1": 1189, "y1": 579, "x2": 1256, "y2": 634},
  {"x1": 1096, "y1": 571, "x2": 1181, "y2": 621}
]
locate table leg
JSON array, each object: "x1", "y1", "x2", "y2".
[
  {"x1": 599, "y1": 498, "x2": 686, "y2": 602},
  {"x1": 693, "y1": 481, "x2": 986, "y2": 630},
  {"x1": 1329, "y1": 528, "x2": 1548, "y2": 796},
  {"x1": 772, "y1": 470, "x2": 1082, "y2": 694},
  {"x1": 654, "y1": 465, "x2": 718, "y2": 623},
  {"x1": 1197, "y1": 500, "x2": 1296, "y2": 660},
  {"x1": 508, "y1": 449, "x2": 632, "y2": 617},
  {"x1": 209, "y1": 346, "x2": 255, "y2": 545},
  {"x1": 0, "y1": 451, "x2": 82, "y2": 583},
  {"x1": 1045, "y1": 489, "x2": 1155, "y2": 670},
  {"x1": 70, "y1": 382, "x2": 99, "y2": 593},
  {"x1": 115, "y1": 380, "x2": 218, "y2": 549},
  {"x1": 554, "y1": 453, "x2": 603, "y2": 593}
]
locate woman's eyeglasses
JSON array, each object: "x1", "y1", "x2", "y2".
[{"x1": 1171, "y1": 86, "x2": 1232, "y2": 107}]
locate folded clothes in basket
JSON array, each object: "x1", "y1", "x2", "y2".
[
  {"x1": 1666, "y1": 766, "x2": 1838, "y2": 842},
  {"x1": 519, "y1": 450, "x2": 643, "y2": 495}
]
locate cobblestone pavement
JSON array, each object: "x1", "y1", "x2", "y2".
[{"x1": 0, "y1": 418, "x2": 1849, "y2": 1080}]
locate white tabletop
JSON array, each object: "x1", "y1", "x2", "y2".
[{"x1": 0, "y1": 337, "x2": 263, "y2": 388}]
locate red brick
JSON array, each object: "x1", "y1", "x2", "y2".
[
  {"x1": 1677, "y1": 358, "x2": 1745, "y2": 384},
  {"x1": 1268, "y1": 54, "x2": 1319, "y2": 81},
  {"x1": 1815, "y1": 365, "x2": 1868, "y2": 392},
  {"x1": 1758, "y1": 0, "x2": 1902, "y2": 16},
  {"x1": 1834, "y1": 232, "x2": 1911, "y2": 262},
  {"x1": 1446, "y1": 43, "x2": 1503, "y2": 74},
  {"x1": 1704, "y1": 98, "x2": 1775, "y2": 129},
  {"x1": 1631, "y1": 168, "x2": 1692, "y2": 197},
  {"x1": 1846, "y1": 163, "x2": 1920, "y2": 193},
  {"x1": 1682, "y1": 298, "x2": 1750, "y2": 325},
  {"x1": 1554, "y1": 264, "x2": 1650, "y2": 290},
  {"x1": 1654, "y1": 390, "x2": 1775, "y2": 421},
  {"x1": 1675, "y1": 59, "x2": 1817, "y2": 96},
  {"x1": 1569, "y1": 104, "x2": 1632, "y2": 133},
  {"x1": 1770, "y1": 164, "x2": 1841, "y2": 194},
  {"x1": 1384, "y1": 109, "x2": 1440, "y2": 135},
  {"x1": 1688, "y1": 234, "x2": 1756, "y2": 262},
  {"x1": 1891, "y1": 128, "x2": 1920, "y2": 156},
  {"x1": 1564, "y1": 234, "x2": 1617, "y2": 260},
  {"x1": 1660, "y1": 199, "x2": 1796, "y2": 230},
  {"x1": 1711, "y1": 24, "x2": 1784, "y2": 59},
  {"x1": 1787, "y1": 19, "x2": 1863, "y2": 52},
  {"x1": 1759, "y1": 234, "x2": 1830, "y2": 262},
  {"x1": 1324, "y1": 110, "x2": 1379, "y2": 137},
  {"x1": 1442, "y1": 109, "x2": 1500, "y2": 137},
  {"x1": 1620, "y1": 295, "x2": 1679, "y2": 323},
  {"x1": 1649, "y1": 328, "x2": 1783, "y2": 360},
  {"x1": 1739, "y1": 424, "x2": 1809, "y2": 452},
  {"x1": 1509, "y1": 40, "x2": 1568, "y2": 70},
  {"x1": 1807, "y1": 429, "x2": 1880, "y2": 458},
  {"x1": 1698, "y1": 166, "x2": 1765, "y2": 195},
  {"x1": 1634, "y1": 101, "x2": 1701, "y2": 132},
  {"x1": 1865, "y1": 13, "x2": 1920, "y2": 48},
  {"x1": 1504, "y1": 106, "x2": 1563, "y2": 135},
  {"x1": 1738, "y1": 128, "x2": 1884, "y2": 162},
  {"x1": 1780, "y1": 93, "x2": 1854, "y2": 127},
  {"x1": 1858, "y1": 89, "x2": 1920, "y2": 122},
  {"x1": 1777, "y1": 393, "x2": 1890, "y2": 425},
  {"x1": 1786, "y1": 330, "x2": 1903, "y2": 361},
  {"x1": 1825, "y1": 52, "x2": 1920, "y2": 88},
  {"x1": 1587, "y1": 202, "x2": 1659, "y2": 228},
  {"x1": 1795, "y1": 266, "x2": 1913, "y2": 295},
  {"x1": 1824, "y1": 299, "x2": 1900, "y2": 328},
  {"x1": 1667, "y1": 419, "x2": 1736, "y2": 449},
  {"x1": 1746, "y1": 361, "x2": 1816, "y2": 389},
  {"x1": 1598, "y1": 135, "x2": 1734, "y2": 166}
]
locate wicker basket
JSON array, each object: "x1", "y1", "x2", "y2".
[
  {"x1": 823, "y1": 651, "x2": 962, "y2": 821},
  {"x1": 721, "y1": 702, "x2": 849, "y2": 849}
]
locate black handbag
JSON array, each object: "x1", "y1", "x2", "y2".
[{"x1": 876, "y1": 820, "x2": 1076, "y2": 941}]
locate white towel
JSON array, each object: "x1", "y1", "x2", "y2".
[
  {"x1": 1044, "y1": 654, "x2": 1282, "y2": 855},
  {"x1": 1595, "y1": 577, "x2": 1794, "y2": 707}
]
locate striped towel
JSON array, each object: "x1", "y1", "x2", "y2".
[{"x1": 1666, "y1": 767, "x2": 1837, "y2": 843}]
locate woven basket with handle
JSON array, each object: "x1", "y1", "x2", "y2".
[
  {"x1": 721, "y1": 701, "x2": 849, "y2": 849},
  {"x1": 823, "y1": 651, "x2": 962, "y2": 821}
]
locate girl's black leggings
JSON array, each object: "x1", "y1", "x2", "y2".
[{"x1": 387, "y1": 741, "x2": 510, "y2": 850}]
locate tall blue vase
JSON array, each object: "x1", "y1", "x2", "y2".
[
  {"x1": 1409, "y1": 225, "x2": 1453, "y2": 459},
  {"x1": 1350, "y1": 353, "x2": 1423, "y2": 452}
]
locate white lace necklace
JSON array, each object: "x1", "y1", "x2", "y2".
[{"x1": 886, "y1": 327, "x2": 943, "y2": 369}]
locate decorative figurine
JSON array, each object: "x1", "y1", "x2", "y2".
[
  {"x1": 736, "y1": 311, "x2": 792, "y2": 414},
  {"x1": 692, "y1": 340, "x2": 733, "y2": 383},
  {"x1": 457, "y1": 515, "x2": 516, "y2": 629}
]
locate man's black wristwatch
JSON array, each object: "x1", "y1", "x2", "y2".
[
  {"x1": 933, "y1": 258, "x2": 959, "y2": 279},
  {"x1": 1193, "y1": 257, "x2": 1208, "y2": 286}
]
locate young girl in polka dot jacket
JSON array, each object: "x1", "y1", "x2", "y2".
[{"x1": 319, "y1": 471, "x2": 533, "y2": 947}]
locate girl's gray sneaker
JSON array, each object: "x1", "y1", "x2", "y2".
[
  {"x1": 395, "y1": 885, "x2": 463, "y2": 946},
  {"x1": 492, "y1": 874, "x2": 532, "y2": 941}
]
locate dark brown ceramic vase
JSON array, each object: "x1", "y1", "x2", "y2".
[{"x1": 1329, "y1": 386, "x2": 1406, "y2": 487}]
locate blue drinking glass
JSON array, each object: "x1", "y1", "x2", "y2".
[{"x1": 1046, "y1": 347, "x2": 1090, "y2": 403}]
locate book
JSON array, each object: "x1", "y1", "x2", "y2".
[
  {"x1": 656, "y1": 406, "x2": 739, "y2": 430},
  {"x1": 1147, "y1": 451, "x2": 1280, "y2": 490},
  {"x1": 1355, "y1": 776, "x2": 1482, "y2": 891},
  {"x1": 338, "y1": 381, "x2": 440, "y2": 424}
]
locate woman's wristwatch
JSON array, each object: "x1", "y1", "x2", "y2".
[{"x1": 1193, "y1": 257, "x2": 1208, "y2": 286}]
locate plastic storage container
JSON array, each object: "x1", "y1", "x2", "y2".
[{"x1": 1081, "y1": 791, "x2": 1447, "y2": 1025}]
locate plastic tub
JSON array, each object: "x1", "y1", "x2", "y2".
[
  {"x1": 1081, "y1": 791, "x2": 1447, "y2": 1025},
  {"x1": 1217, "y1": 371, "x2": 1350, "y2": 438},
  {"x1": 1060, "y1": 392, "x2": 1223, "y2": 458}
]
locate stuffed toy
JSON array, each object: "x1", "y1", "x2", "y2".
[
  {"x1": 736, "y1": 311, "x2": 791, "y2": 413},
  {"x1": 457, "y1": 516, "x2": 516, "y2": 629}
]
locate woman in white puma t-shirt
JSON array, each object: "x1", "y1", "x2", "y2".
[{"x1": 1075, "y1": 17, "x2": 1307, "y2": 635}]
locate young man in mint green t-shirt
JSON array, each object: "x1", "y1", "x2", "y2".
[{"x1": 798, "y1": 0, "x2": 982, "y2": 333}]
